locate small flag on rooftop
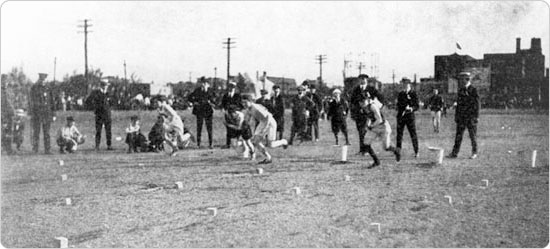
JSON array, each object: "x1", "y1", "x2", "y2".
[{"x1": 456, "y1": 42, "x2": 462, "y2": 50}]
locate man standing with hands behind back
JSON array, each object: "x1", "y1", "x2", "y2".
[
  {"x1": 87, "y1": 80, "x2": 113, "y2": 151},
  {"x1": 448, "y1": 72, "x2": 480, "y2": 159},
  {"x1": 188, "y1": 77, "x2": 216, "y2": 149},
  {"x1": 395, "y1": 81, "x2": 419, "y2": 161},
  {"x1": 29, "y1": 73, "x2": 56, "y2": 154}
]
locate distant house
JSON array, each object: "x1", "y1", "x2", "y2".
[{"x1": 267, "y1": 76, "x2": 297, "y2": 96}]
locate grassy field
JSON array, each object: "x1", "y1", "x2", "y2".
[{"x1": 1, "y1": 108, "x2": 549, "y2": 248}]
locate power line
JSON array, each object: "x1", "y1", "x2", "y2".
[
  {"x1": 315, "y1": 54, "x2": 327, "y2": 85},
  {"x1": 222, "y1": 38, "x2": 236, "y2": 84},
  {"x1": 77, "y1": 19, "x2": 92, "y2": 82}
]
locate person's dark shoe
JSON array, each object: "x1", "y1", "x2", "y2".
[
  {"x1": 258, "y1": 159, "x2": 272, "y2": 164},
  {"x1": 345, "y1": 142, "x2": 351, "y2": 145},
  {"x1": 107, "y1": 146, "x2": 114, "y2": 151},
  {"x1": 367, "y1": 161, "x2": 380, "y2": 169},
  {"x1": 395, "y1": 149, "x2": 401, "y2": 162},
  {"x1": 208, "y1": 145, "x2": 214, "y2": 149},
  {"x1": 446, "y1": 153, "x2": 457, "y2": 158},
  {"x1": 221, "y1": 145, "x2": 230, "y2": 149},
  {"x1": 44, "y1": 150, "x2": 52, "y2": 155}
]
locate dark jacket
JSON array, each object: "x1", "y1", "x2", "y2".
[
  {"x1": 271, "y1": 94, "x2": 285, "y2": 119},
  {"x1": 327, "y1": 98, "x2": 349, "y2": 122},
  {"x1": 396, "y1": 90, "x2": 419, "y2": 118},
  {"x1": 308, "y1": 92, "x2": 323, "y2": 118},
  {"x1": 256, "y1": 97, "x2": 274, "y2": 114},
  {"x1": 29, "y1": 83, "x2": 56, "y2": 119},
  {"x1": 291, "y1": 95, "x2": 314, "y2": 121},
  {"x1": 86, "y1": 89, "x2": 113, "y2": 116},
  {"x1": 455, "y1": 85, "x2": 480, "y2": 123},
  {"x1": 188, "y1": 87, "x2": 216, "y2": 116},
  {"x1": 428, "y1": 94, "x2": 444, "y2": 111},
  {"x1": 221, "y1": 91, "x2": 242, "y2": 110}
]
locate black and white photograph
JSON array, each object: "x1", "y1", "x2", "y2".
[{"x1": 1, "y1": 1, "x2": 549, "y2": 247}]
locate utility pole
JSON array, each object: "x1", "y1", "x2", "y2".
[
  {"x1": 392, "y1": 70, "x2": 396, "y2": 84},
  {"x1": 214, "y1": 67, "x2": 217, "y2": 88},
  {"x1": 124, "y1": 60, "x2": 127, "y2": 83},
  {"x1": 315, "y1": 54, "x2": 327, "y2": 85},
  {"x1": 222, "y1": 38, "x2": 236, "y2": 84},
  {"x1": 189, "y1": 72, "x2": 192, "y2": 83},
  {"x1": 53, "y1": 57, "x2": 57, "y2": 83},
  {"x1": 343, "y1": 58, "x2": 352, "y2": 79},
  {"x1": 77, "y1": 19, "x2": 92, "y2": 82}
]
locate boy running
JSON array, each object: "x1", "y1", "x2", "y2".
[
  {"x1": 327, "y1": 89, "x2": 350, "y2": 146},
  {"x1": 241, "y1": 95, "x2": 288, "y2": 164},
  {"x1": 361, "y1": 94, "x2": 400, "y2": 168}
]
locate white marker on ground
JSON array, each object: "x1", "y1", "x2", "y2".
[
  {"x1": 344, "y1": 175, "x2": 351, "y2": 181},
  {"x1": 531, "y1": 150, "x2": 537, "y2": 168},
  {"x1": 207, "y1": 207, "x2": 217, "y2": 216},
  {"x1": 370, "y1": 223, "x2": 381, "y2": 233},
  {"x1": 175, "y1": 181, "x2": 183, "y2": 189},
  {"x1": 65, "y1": 198, "x2": 72, "y2": 206},
  {"x1": 292, "y1": 187, "x2": 301, "y2": 195},
  {"x1": 54, "y1": 237, "x2": 68, "y2": 248},
  {"x1": 341, "y1": 145, "x2": 348, "y2": 162},
  {"x1": 482, "y1": 179, "x2": 489, "y2": 187},
  {"x1": 61, "y1": 174, "x2": 67, "y2": 181},
  {"x1": 58, "y1": 160, "x2": 64, "y2": 166},
  {"x1": 256, "y1": 168, "x2": 264, "y2": 174},
  {"x1": 444, "y1": 195, "x2": 452, "y2": 205}
]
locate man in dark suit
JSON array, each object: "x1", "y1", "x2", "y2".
[
  {"x1": 271, "y1": 85, "x2": 285, "y2": 140},
  {"x1": 87, "y1": 80, "x2": 113, "y2": 151},
  {"x1": 29, "y1": 73, "x2": 56, "y2": 154},
  {"x1": 221, "y1": 81, "x2": 242, "y2": 149},
  {"x1": 448, "y1": 72, "x2": 480, "y2": 159},
  {"x1": 188, "y1": 77, "x2": 216, "y2": 149},
  {"x1": 350, "y1": 74, "x2": 382, "y2": 154},
  {"x1": 289, "y1": 85, "x2": 314, "y2": 145},
  {"x1": 395, "y1": 81, "x2": 419, "y2": 161}
]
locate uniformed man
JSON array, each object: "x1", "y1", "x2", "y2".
[
  {"x1": 395, "y1": 81, "x2": 419, "y2": 160},
  {"x1": 29, "y1": 73, "x2": 56, "y2": 154},
  {"x1": 87, "y1": 80, "x2": 113, "y2": 150},
  {"x1": 448, "y1": 72, "x2": 480, "y2": 159},
  {"x1": 271, "y1": 85, "x2": 285, "y2": 140},
  {"x1": 221, "y1": 81, "x2": 242, "y2": 149},
  {"x1": 188, "y1": 77, "x2": 216, "y2": 149}
]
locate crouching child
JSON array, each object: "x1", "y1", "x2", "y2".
[
  {"x1": 125, "y1": 115, "x2": 148, "y2": 153},
  {"x1": 148, "y1": 115, "x2": 166, "y2": 152},
  {"x1": 57, "y1": 116, "x2": 85, "y2": 153},
  {"x1": 223, "y1": 105, "x2": 255, "y2": 159}
]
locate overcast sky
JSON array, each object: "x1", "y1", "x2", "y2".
[{"x1": 1, "y1": 1, "x2": 549, "y2": 86}]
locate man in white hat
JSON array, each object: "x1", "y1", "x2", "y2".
[{"x1": 448, "y1": 71, "x2": 480, "y2": 159}]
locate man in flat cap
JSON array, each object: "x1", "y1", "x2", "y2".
[
  {"x1": 221, "y1": 81, "x2": 243, "y2": 149},
  {"x1": 395, "y1": 80, "x2": 419, "y2": 161},
  {"x1": 29, "y1": 73, "x2": 56, "y2": 154},
  {"x1": 448, "y1": 72, "x2": 480, "y2": 159},
  {"x1": 87, "y1": 80, "x2": 114, "y2": 150},
  {"x1": 306, "y1": 84, "x2": 323, "y2": 142},
  {"x1": 289, "y1": 85, "x2": 314, "y2": 145}
]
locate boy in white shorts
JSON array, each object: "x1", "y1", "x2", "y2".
[
  {"x1": 241, "y1": 95, "x2": 288, "y2": 164},
  {"x1": 157, "y1": 97, "x2": 192, "y2": 156}
]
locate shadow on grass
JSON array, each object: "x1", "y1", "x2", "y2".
[{"x1": 415, "y1": 162, "x2": 437, "y2": 169}]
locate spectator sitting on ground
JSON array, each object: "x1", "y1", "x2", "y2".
[
  {"x1": 125, "y1": 115, "x2": 148, "y2": 153},
  {"x1": 56, "y1": 116, "x2": 85, "y2": 154},
  {"x1": 148, "y1": 114, "x2": 166, "y2": 152}
]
